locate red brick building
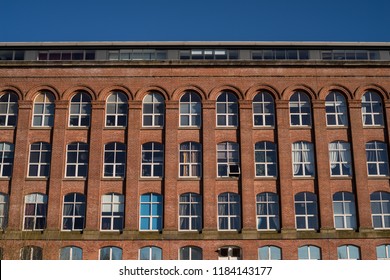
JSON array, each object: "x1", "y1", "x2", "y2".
[{"x1": 0, "y1": 42, "x2": 389, "y2": 260}]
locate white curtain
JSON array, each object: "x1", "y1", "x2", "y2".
[
  {"x1": 329, "y1": 142, "x2": 338, "y2": 170},
  {"x1": 339, "y1": 142, "x2": 352, "y2": 171},
  {"x1": 292, "y1": 142, "x2": 302, "y2": 175},
  {"x1": 302, "y1": 142, "x2": 314, "y2": 174}
]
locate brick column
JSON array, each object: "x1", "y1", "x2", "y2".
[
  {"x1": 8, "y1": 101, "x2": 32, "y2": 230},
  {"x1": 275, "y1": 100, "x2": 295, "y2": 231},
  {"x1": 312, "y1": 100, "x2": 334, "y2": 230},
  {"x1": 125, "y1": 100, "x2": 141, "y2": 231},
  {"x1": 239, "y1": 100, "x2": 256, "y2": 231},
  {"x1": 202, "y1": 100, "x2": 217, "y2": 231},
  {"x1": 46, "y1": 100, "x2": 68, "y2": 230},
  {"x1": 385, "y1": 100, "x2": 390, "y2": 154},
  {"x1": 84, "y1": 100, "x2": 104, "y2": 231},
  {"x1": 349, "y1": 100, "x2": 372, "y2": 230},
  {"x1": 163, "y1": 100, "x2": 179, "y2": 231}
]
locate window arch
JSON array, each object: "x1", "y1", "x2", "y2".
[
  {"x1": 179, "y1": 193, "x2": 202, "y2": 231},
  {"x1": 329, "y1": 141, "x2": 352, "y2": 177},
  {"x1": 20, "y1": 246, "x2": 42, "y2": 260},
  {"x1": 216, "y1": 91, "x2": 238, "y2": 127},
  {"x1": 62, "y1": 193, "x2": 86, "y2": 231},
  {"x1": 218, "y1": 246, "x2": 242, "y2": 260},
  {"x1": 0, "y1": 193, "x2": 9, "y2": 230},
  {"x1": 0, "y1": 92, "x2": 18, "y2": 127},
  {"x1": 298, "y1": 245, "x2": 321, "y2": 260},
  {"x1": 325, "y1": 91, "x2": 348, "y2": 126},
  {"x1": 333, "y1": 192, "x2": 357, "y2": 230},
  {"x1": 69, "y1": 92, "x2": 91, "y2": 127},
  {"x1": 140, "y1": 193, "x2": 163, "y2": 231},
  {"x1": 258, "y1": 246, "x2": 281, "y2": 260},
  {"x1": 65, "y1": 142, "x2": 89, "y2": 178},
  {"x1": 292, "y1": 141, "x2": 315, "y2": 177},
  {"x1": 28, "y1": 142, "x2": 51, "y2": 178},
  {"x1": 362, "y1": 91, "x2": 384, "y2": 126},
  {"x1": 99, "y1": 246, "x2": 122, "y2": 260},
  {"x1": 106, "y1": 91, "x2": 128, "y2": 127},
  {"x1": 142, "y1": 92, "x2": 164, "y2": 127},
  {"x1": 180, "y1": 91, "x2": 201, "y2": 127},
  {"x1": 255, "y1": 141, "x2": 277, "y2": 177},
  {"x1": 337, "y1": 245, "x2": 360, "y2": 260},
  {"x1": 253, "y1": 91, "x2": 275, "y2": 127},
  {"x1": 217, "y1": 141, "x2": 240, "y2": 177},
  {"x1": 101, "y1": 193, "x2": 124, "y2": 231},
  {"x1": 141, "y1": 142, "x2": 164, "y2": 178},
  {"x1": 60, "y1": 246, "x2": 83, "y2": 260},
  {"x1": 139, "y1": 246, "x2": 162, "y2": 260},
  {"x1": 370, "y1": 191, "x2": 390, "y2": 229},
  {"x1": 376, "y1": 244, "x2": 390, "y2": 260},
  {"x1": 0, "y1": 142, "x2": 14, "y2": 178},
  {"x1": 23, "y1": 193, "x2": 47, "y2": 231},
  {"x1": 103, "y1": 142, "x2": 126, "y2": 178},
  {"x1": 366, "y1": 141, "x2": 389, "y2": 176},
  {"x1": 179, "y1": 142, "x2": 201, "y2": 177},
  {"x1": 218, "y1": 192, "x2": 241, "y2": 231},
  {"x1": 256, "y1": 192, "x2": 280, "y2": 231},
  {"x1": 289, "y1": 91, "x2": 311, "y2": 126},
  {"x1": 179, "y1": 246, "x2": 202, "y2": 260},
  {"x1": 294, "y1": 192, "x2": 318, "y2": 230},
  {"x1": 32, "y1": 91, "x2": 55, "y2": 127}
]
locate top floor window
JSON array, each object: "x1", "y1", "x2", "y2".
[
  {"x1": 106, "y1": 92, "x2": 128, "y2": 127},
  {"x1": 69, "y1": 92, "x2": 91, "y2": 127},
  {"x1": 362, "y1": 91, "x2": 384, "y2": 126},
  {"x1": 289, "y1": 92, "x2": 311, "y2": 126},
  {"x1": 253, "y1": 91, "x2": 275, "y2": 127},
  {"x1": 216, "y1": 92, "x2": 238, "y2": 127},
  {"x1": 142, "y1": 92, "x2": 164, "y2": 127},
  {"x1": 325, "y1": 91, "x2": 348, "y2": 126},
  {"x1": 32, "y1": 92, "x2": 55, "y2": 127},
  {"x1": 180, "y1": 92, "x2": 201, "y2": 127},
  {"x1": 0, "y1": 92, "x2": 18, "y2": 127}
]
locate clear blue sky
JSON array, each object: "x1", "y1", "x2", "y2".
[{"x1": 1, "y1": 0, "x2": 389, "y2": 42}]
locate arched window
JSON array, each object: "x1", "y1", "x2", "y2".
[
  {"x1": 62, "y1": 193, "x2": 86, "y2": 231},
  {"x1": 140, "y1": 193, "x2": 163, "y2": 231},
  {"x1": 139, "y1": 246, "x2": 162, "y2": 260},
  {"x1": 218, "y1": 246, "x2": 242, "y2": 260},
  {"x1": 337, "y1": 245, "x2": 360, "y2": 260},
  {"x1": 255, "y1": 141, "x2": 277, "y2": 177},
  {"x1": 20, "y1": 246, "x2": 42, "y2": 260},
  {"x1": 292, "y1": 141, "x2": 315, "y2": 177},
  {"x1": 69, "y1": 92, "x2": 91, "y2": 127},
  {"x1": 141, "y1": 142, "x2": 163, "y2": 178},
  {"x1": 333, "y1": 192, "x2": 357, "y2": 230},
  {"x1": 256, "y1": 192, "x2": 280, "y2": 231},
  {"x1": 362, "y1": 91, "x2": 384, "y2": 126},
  {"x1": 101, "y1": 193, "x2": 124, "y2": 231},
  {"x1": 0, "y1": 193, "x2": 9, "y2": 230},
  {"x1": 179, "y1": 246, "x2": 202, "y2": 260},
  {"x1": 325, "y1": 91, "x2": 348, "y2": 126},
  {"x1": 258, "y1": 246, "x2": 281, "y2": 260},
  {"x1": 0, "y1": 142, "x2": 14, "y2": 178},
  {"x1": 329, "y1": 141, "x2": 352, "y2": 177},
  {"x1": 298, "y1": 245, "x2": 321, "y2": 260},
  {"x1": 60, "y1": 246, "x2": 83, "y2": 260},
  {"x1": 253, "y1": 91, "x2": 275, "y2": 127},
  {"x1": 65, "y1": 142, "x2": 89, "y2": 178},
  {"x1": 366, "y1": 141, "x2": 389, "y2": 176},
  {"x1": 289, "y1": 92, "x2": 311, "y2": 126},
  {"x1": 218, "y1": 192, "x2": 241, "y2": 231},
  {"x1": 0, "y1": 92, "x2": 18, "y2": 127},
  {"x1": 106, "y1": 91, "x2": 128, "y2": 127},
  {"x1": 142, "y1": 92, "x2": 164, "y2": 127},
  {"x1": 103, "y1": 142, "x2": 126, "y2": 178},
  {"x1": 32, "y1": 91, "x2": 55, "y2": 127},
  {"x1": 179, "y1": 193, "x2": 202, "y2": 231},
  {"x1": 370, "y1": 191, "x2": 390, "y2": 229},
  {"x1": 28, "y1": 142, "x2": 51, "y2": 177},
  {"x1": 376, "y1": 244, "x2": 390, "y2": 260},
  {"x1": 294, "y1": 192, "x2": 318, "y2": 230},
  {"x1": 180, "y1": 91, "x2": 201, "y2": 127},
  {"x1": 23, "y1": 193, "x2": 47, "y2": 231},
  {"x1": 179, "y1": 142, "x2": 201, "y2": 177},
  {"x1": 217, "y1": 142, "x2": 240, "y2": 177},
  {"x1": 99, "y1": 246, "x2": 122, "y2": 260},
  {"x1": 216, "y1": 92, "x2": 238, "y2": 127}
]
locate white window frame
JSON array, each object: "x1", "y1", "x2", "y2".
[
  {"x1": 28, "y1": 142, "x2": 51, "y2": 178},
  {"x1": 217, "y1": 192, "x2": 241, "y2": 231},
  {"x1": 376, "y1": 244, "x2": 390, "y2": 260},
  {"x1": 0, "y1": 142, "x2": 14, "y2": 178},
  {"x1": 179, "y1": 193, "x2": 202, "y2": 231},
  {"x1": 218, "y1": 246, "x2": 242, "y2": 260},
  {"x1": 337, "y1": 245, "x2": 360, "y2": 260},
  {"x1": 69, "y1": 92, "x2": 91, "y2": 127},
  {"x1": 141, "y1": 142, "x2": 164, "y2": 178},
  {"x1": 298, "y1": 245, "x2": 321, "y2": 260},
  {"x1": 60, "y1": 246, "x2": 83, "y2": 260},
  {"x1": 258, "y1": 246, "x2": 281, "y2": 260},
  {"x1": 65, "y1": 142, "x2": 89, "y2": 178},
  {"x1": 142, "y1": 92, "x2": 164, "y2": 127},
  {"x1": 256, "y1": 192, "x2": 280, "y2": 231},
  {"x1": 105, "y1": 91, "x2": 128, "y2": 127},
  {"x1": 217, "y1": 142, "x2": 240, "y2": 177},
  {"x1": 103, "y1": 142, "x2": 126, "y2": 178},
  {"x1": 325, "y1": 91, "x2": 348, "y2": 126},
  {"x1": 139, "y1": 246, "x2": 162, "y2": 260},
  {"x1": 179, "y1": 246, "x2": 202, "y2": 260},
  {"x1": 362, "y1": 91, "x2": 384, "y2": 126},
  {"x1": 216, "y1": 92, "x2": 238, "y2": 127},
  {"x1": 255, "y1": 141, "x2": 277, "y2": 177},
  {"x1": 100, "y1": 193, "x2": 124, "y2": 231},
  {"x1": 23, "y1": 193, "x2": 47, "y2": 231},
  {"x1": 366, "y1": 141, "x2": 389, "y2": 176},
  {"x1": 139, "y1": 193, "x2": 163, "y2": 231},
  {"x1": 329, "y1": 141, "x2": 352, "y2": 177},
  {"x1": 32, "y1": 92, "x2": 55, "y2": 127},
  {"x1": 0, "y1": 193, "x2": 9, "y2": 230},
  {"x1": 292, "y1": 141, "x2": 315, "y2": 177},
  {"x1": 0, "y1": 92, "x2": 18, "y2": 127},
  {"x1": 179, "y1": 91, "x2": 201, "y2": 127},
  {"x1": 179, "y1": 142, "x2": 201, "y2": 178},
  {"x1": 333, "y1": 192, "x2": 357, "y2": 230},
  {"x1": 370, "y1": 191, "x2": 390, "y2": 229},
  {"x1": 20, "y1": 246, "x2": 43, "y2": 260},
  {"x1": 253, "y1": 91, "x2": 275, "y2": 127},
  {"x1": 99, "y1": 246, "x2": 122, "y2": 260},
  {"x1": 294, "y1": 192, "x2": 318, "y2": 231},
  {"x1": 289, "y1": 92, "x2": 311, "y2": 126},
  {"x1": 62, "y1": 193, "x2": 85, "y2": 231}
]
